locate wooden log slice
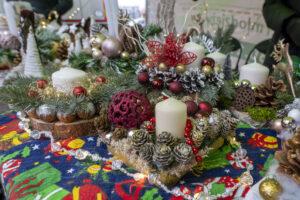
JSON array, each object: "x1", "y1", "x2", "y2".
[{"x1": 30, "y1": 116, "x2": 105, "y2": 139}]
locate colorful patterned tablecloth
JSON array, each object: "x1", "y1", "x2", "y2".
[{"x1": 0, "y1": 111, "x2": 280, "y2": 200}]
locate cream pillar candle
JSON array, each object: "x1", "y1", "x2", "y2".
[
  {"x1": 207, "y1": 52, "x2": 226, "y2": 67},
  {"x1": 239, "y1": 63, "x2": 269, "y2": 86},
  {"x1": 155, "y1": 98, "x2": 187, "y2": 139},
  {"x1": 52, "y1": 68, "x2": 87, "y2": 95},
  {"x1": 182, "y1": 42, "x2": 205, "y2": 71}
]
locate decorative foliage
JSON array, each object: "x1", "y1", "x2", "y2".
[
  {"x1": 275, "y1": 92, "x2": 294, "y2": 109},
  {"x1": 245, "y1": 106, "x2": 277, "y2": 122},
  {"x1": 142, "y1": 24, "x2": 163, "y2": 40},
  {"x1": 219, "y1": 80, "x2": 236, "y2": 100},
  {"x1": 200, "y1": 85, "x2": 219, "y2": 106},
  {"x1": 106, "y1": 57, "x2": 140, "y2": 74},
  {"x1": 69, "y1": 52, "x2": 100, "y2": 71}
]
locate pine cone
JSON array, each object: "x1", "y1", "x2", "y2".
[
  {"x1": 192, "y1": 130, "x2": 204, "y2": 147},
  {"x1": 207, "y1": 109, "x2": 221, "y2": 138},
  {"x1": 233, "y1": 86, "x2": 255, "y2": 111},
  {"x1": 132, "y1": 129, "x2": 150, "y2": 151},
  {"x1": 156, "y1": 132, "x2": 176, "y2": 148},
  {"x1": 112, "y1": 128, "x2": 127, "y2": 140},
  {"x1": 254, "y1": 76, "x2": 286, "y2": 108},
  {"x1": 173, "y1": 143, "x2": 193, "y2": 164},
  {"x1": 96, "y1": 106, "x2": 110, "y2": 131},
  {"x1": 180, "y1": 68, "x2": 206, "y2": 93},
  {"x1": 276, "y1": 109, "x2": 288, "y2": 119},
  {"x1": 219, "y1": 110, "x2": 238, "y2": 136},
  {"x1": 153, "y1": 144, "x2": 174, "y2": 168},
  {"x1": 148, "y1": 67, "x2": 181, "y2": 87},
  {"x1": 13, "y1": 51, "x2": 22, "y2": 66},
  {"x1": 195, "y1": 117, "x2": 210, "y2": 133},
  {"x1": 140, "y1": 143, "x2": 154, "y2": 162},
  {"x1": 56, "y1": 40, "x2": 69, "y2": 60},
  {"x1": 275, "y1": 133, "x2": 300, "y2": 185}
]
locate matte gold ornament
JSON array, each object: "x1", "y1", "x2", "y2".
[
  {"x1": 201, "y1": 65, "x2": 213, "y2": 76},
  {"x1": 92, "y1": 48, "x2": 103, "y2": 60},
  {"x1": 120, "y1": 51, "x2": 130, "y2": 60},
  {"x1": 158, "y1": 62, "x2": 168, "y2": 71},
  {"x1": 176, "y1": 63, "x2": 186, "y2": 73},
  {"x1": 259, "y1": 178, "x2": 283, "y2": 200},
  {"x1": 214, "y1": 65, "x2": 221, "y2": 74}
]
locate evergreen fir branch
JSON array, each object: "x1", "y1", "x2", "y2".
[
  {"x1": 3, "y1": 73, "x2": 38, "y2": 88},
  {"x1": 106, "y1": 58, "x2": 140, "y2": 74},
  {"x1": 69, "y1": 52, "x2": 100, "y2": 71},
  {"x1": 142, "y1": 24, "x2": 163, "y2": 40},
  {"x1": 200, "y1": 85, "x2": 219, "y2": 106},
  {"x1": 219, "y1": 80, "x2": 235, "y2": 99},
  {"x1": 275, "y1": 92, "x2": 294, "y2": 109},
  {"x1": 43, "y1": 62, "x2": 60, "y2": 76}
]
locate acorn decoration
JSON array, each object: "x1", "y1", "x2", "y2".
[
  {"x1": 112, "y1": 128, "x2": 128, "y2": 140},
  {"x1": 156, "y1": 132, "x2": 176, "y2": 148},
  {"x1": 173, "y1": 143, "x2": 193, "y2": 164},
  {"x1": 140, "y1": 143, "x2": 154, "y2": 162},
  {"x1": 132, "y1": 129, "x2": 150, "y2": 151},
  {"x1": 233, "y1": 80, "x2": 256, "y2": 111},
  {"x1": 57, "y1": 111, "x2": 76, "y2": 123},
  {"x1": 153, "y1": 144, "x2": 174, "y2": 168}
]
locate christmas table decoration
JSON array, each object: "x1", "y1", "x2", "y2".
[{"x1": 239, "y1": 62, "x2": 269, "y2": 86}]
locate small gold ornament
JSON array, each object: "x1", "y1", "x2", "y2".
[
  {"x1": 92, "y1": 48, "x2": 103, "y2": 60},
  {"x1": 89, "y1": 35, "x2": 104, "y2": 48},
  {"x1": 201, "y1": 65, "x2": 213, "y2": 76},
  {"x1": 259, "y1": 178, "x2": 283, "y2": 200},
  {"x1": 176, "y1": 63, "x2": 186, "y2": 73},
  {"x1": 214, "y1": 65, "x2": 221, "y2": 74},
  {"x1": 241, "y1": 79, "x2": 251, "y2": 87},
  {"x1": 158, "y1": 62, "x2": 168, "y2": 71},
  {"x1": 121, "y1": 51, "x2": 130, "y2": 60}
]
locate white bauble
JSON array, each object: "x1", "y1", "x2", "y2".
[{"x1": 288, "y1": 109, "x2": 300, "y2": 124}]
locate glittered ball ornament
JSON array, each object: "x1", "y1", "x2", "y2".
[
  {"x1": 185, "y1": 100, "x2": 198, "y2": 116},
  {"x1": 201, "y1": 57, "x2": 215, "y2": 67},
  {"x1": 101, "y1": 36, "x2": 123, "y2": 58},
  {"x1": 73, "y1": 86, "x2": 87, "y2": 97},
  {"x1": 92, "y1": 48, "x2": 103, "y2": 60},
  {"x1": 96, "y1": 76, "x2": 106, "y2": 83},
  {"x1": 158, "y1": 62, "x2": 168, "y2": 71},
  {"x1": 138, "y1": 72, "x2": 150, "y2": 84},
  {"x1": 37, "y1": 79, "x2": 48, "y2": 89},
  {"x1": 176, "y1": 63, "x2": 186, "y2": 73},
  {"x1": 108, "y1": 90, "x2": 152, "y2": 129},
  {"x1": 201, "y1": 65, "x2": 213, "y2": 76},
  {"x1": 259, "y1": 178, "x2": 283, "y2": 200},
  {"x1": 198, "y1": 101, "x2": 212, "y2": 115},
  {"x1": 169, "y1": 81, "x2": 183, "y2": 94}
]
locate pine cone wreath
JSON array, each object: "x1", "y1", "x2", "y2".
[
  {"x1": 233, "y1": 86, "x2": 255, "y2": 111},
  {"x1": 112, "y1": 128, "x2": 127, "y2": 140},
  {"x1": 56, "y1": 40, "x2": 69, "y2": 60},
  {"x1": 132, "y1": 129, "x2": 150, "y2": 151},
  {"x1": 173, "y1": 143, "x2": 193, "y2": 164},
  {"x1": 275, "y1": 133, "x2": 300, "y2": 184},
  {"x1": 13, "y1": 51, "x2": 22, "y2": 66},
  {"x1": 153, "y1": 144, "x2": 174, "y2": 168},
  {"x1": 254, "y1": 76, "x2": 286, "y2": 108},
  {"x1": 140, "y1": 143, "x2": 154, "y2": 162},
  {"x1": 156, "y1": 132, "x2": 176, "y2": 148}
]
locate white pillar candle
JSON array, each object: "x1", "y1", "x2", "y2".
[
  {"x1": 52, "y1": 68, "x2": 87, "y2": 95},
  {"x1": 207, "y1": 52, "x2": 226, "y2": 67},
  {"x1": 155, "y1": 98, "x2": 187, "y2": 139},
  {"x1": 182, "y1": 42, "x2": 205, "y2": 71},
  {"x1": 239, "y1": 63, "x2": 269, "y2": 86}
]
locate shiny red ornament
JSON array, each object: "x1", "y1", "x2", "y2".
[
  {"x1": 185, "y1": 100, "x2": 198, "y2": 116},
  {"x1": 186, "y1": 119, "x2": 191, "y2": 124},
  {"x1": 184, "y1": 132, "x2": 191, "y2": 138},
  {"x1": 169, "y1": 81, "x2": 183, "y2": 94},
  {"x1": 150, "y1": 118, "x2": 156, "y2": 124},
  {"x1": 192, "y1": 147, "x2": 199, "y2": 154},
  {"x1": 152, "y1": 79, "x2": 163, "y2": 89},
  {"x1": 37, "y1": 79, "x2": 48, "y2": 89},
  {"x1": 196, "y1": 156, "x2": 202, "y2": 162},
  {"x1": 138, "y1": 72, "x2": 149, "y2": 84},
  {"x1": 96, "y1": 76, "x2": 106, "y2": 83},
  {"x1": 147, "y1": 124, "x2": 154, "y2": 131},
  {"x1": 28, "y1": 90, "x2": 39, "y2": 97},
  {"x1": 198, "y1": 101, "x2": 213, "y2": 115},
  {"x1": 201, "y1": 57, "x2": 215, "y2": 67},
  {"x1": 185, "y1": 127, "x2": 191, "y2": 132},
  {"x1": 73, "y1": 86, "x2": 87, "y2": 97},
  {"x1": 186, "y1": 123, "x2": 192, "y2": 128},
  {"x1": 187, "y1": 139, "x2": 194, "y2": 146}
]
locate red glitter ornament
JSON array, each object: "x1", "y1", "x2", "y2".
[
  {"x1": 169, "y1": 81, "x2": 183, "y2": 94},
  {"x1": 138, "y1": 72, "x2": 149, "y2": 84},
  {"x1": 28, "y1": 90, "x2": 39, "y2": 97},
  {"x1": 192, "y1": 147, "x2": 199, "y2": 154},
  {"x1": 108, "y1": 90, "x2": 152, "y2": 129},
  {"x1": 198, "y1": 101, "x2": 213, "y2": 115},
  {"x1": 37, "y1": 79, "x2": 48, "y2": 89},
  {"x1": 152, "y1": 79, "x2": 163, "y2": 89},
  {"x1": 96, "y1": 76, "x2": 106, "y2": 83},
  {"x1": 73, "y1": 86, "x2": 87, "y2": 97},
  {"x1": 196, "y1": 156, "x2": 202, "y2": 162},
  {"x1": 201, "y1": 57, "x2": 215, "y2": 67},
  {"x1": 184, "y1": 132, "x2": 191, "y2": 138},
  {"x1": 187, "y1": 139, "x2": 194, "y2": 146}
]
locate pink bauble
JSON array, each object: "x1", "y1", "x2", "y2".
[
  {"x1": 109, "y1": 90, "x2": 153, "y2": 128},
  {"x1": 185, "y1": 101, "x2": 198, "y2": 116},
  {"x1": 169, "y1": 81, "x2": 183, "y2": 94},
  {"x1": 198, "y1": 101, "x2": 213, "y2": 115},
  {"x1": 101, "y1": 37, "x2": 123, "y2": 58}
]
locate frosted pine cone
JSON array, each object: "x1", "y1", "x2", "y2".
[
  {"x1": 192, "y1": 130, "x2": 204, "y2": 147},
  {"x1": 153, "y1": 144, "x2": 174, "y2": 168},
  {"x1": 156, "y1": 132, "x2": 176, "y2": 148},
  {"x1": 140, "y1": 143, "x2": 154, "y2": 162},
  {"x1": 180, "y1": 68, "x2": 206, "y2": 93},
  {"x1": 219, "y1": 110, "x2": 238, "y2": 136},
  {"x1": 148, "y1": 67, "x2": 182, "y2": 87},
  {"x1": 173, "y1": 143, "x2": 193, "y2": 164},
  {"x1": 132, "y1": 129, "x2": 150, "y2": 151},
  {"x1": 112, "y1": 128, "x2": 127, "y2": 140}
]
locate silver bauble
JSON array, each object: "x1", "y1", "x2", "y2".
[{"x1": 101, "y1": 37, "x2": 123, "y2": 58}]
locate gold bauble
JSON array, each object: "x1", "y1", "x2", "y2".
[
  {"x1": 158, "y1": 62, "x2": 168, "y2": 71},
  {"x1": 176, "y1": 63, "x2": 186, "y2": 73},
  {"x1": 214, "y1": 65, "x2": 221, "y2": 74},
  {"x1": 201, "y1": 65, "x2": 213, "y2": 76},
  {"x1": 259, "y1": 178, "x2": 283, "y2": 200},
  {"x1": 120, "y1": 51, "x2": 130, "y2": 60},
  {"x1": 92, "y1": 48, "x2": 103, "y2": 60}
]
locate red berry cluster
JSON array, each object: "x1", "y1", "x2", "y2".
[
  {"x1": 147, "y1": 117, "x2": 156, "y2": 131},
  {"x1": 184, "y1": 119, "x2": 202, "y2": 163}
]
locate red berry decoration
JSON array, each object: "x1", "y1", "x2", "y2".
[
  {"x1": 28, "y1": 90, "x2": 39, "y2": 97},
  {"x1": 185, "y1": 100, "x2": 198, "y2": 116},
  {"x1": 37, "y1": 79, "x2": 48, "y2": 89},
  {"x1": 196, "y1": 156, "x2": 202, "y2": 162},
  {"x1": 152, "y1": 79, "x2": 163, "y2": 89},
  {"x1": 163, "y1": 96, "x2": 169, "y2": 100},
  {"x1": 187, "y1": 139, "x2": 194, "y2": 146},
  {"x1": 192, "y1": 147, "x2": 199, "y2": 154},
  {"x1": 201, "y1": 57, "x2": 215, "y2": 67},
  {"x1": 96, "y1": 76, "x2": 106, "y2": 83},
  {"x1": 150, "y1": 118, "x2": 156, "y2": 124},
  {"x1": 198, "y1": 101, "x2": 213, "y2": 115},
  {"x1": 186, "y1": 119, "x2": 191, "y2": 124},
  {"x1": 138, "y1": 72, "x2": 149, "y2": 84},
  {"x1": 185, "y1": 127, "x2": 191, "y2": 132},
  {"x1": 73, "y1": 86, "x2": 87, "y2": 97},
  {"x1": 108, "y1": 90, "x2": 152, "y2": 129},
  {"x1": 147, "y1": 124, "x2": 154, "y2": 131},
  {"x1": 184, "y1": 132, "x2": 191, "y2": 138},
  {"x1": 169, "y1": 81, "x2": 183, "y2": 94}
]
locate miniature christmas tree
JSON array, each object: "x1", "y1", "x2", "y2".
[{"x1": 24, "y1": 26, "x2": 44, "y2": 78}]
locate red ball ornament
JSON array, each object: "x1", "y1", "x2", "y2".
[
  {"x1": 152, "y1": 79, "x2": 163, "y2": 89},
  {"x1": 96, "y1": 76, "x2": 106, "y2": 83},
  {"x1": 37, "y1": 79, "x2": 48, "y2": 89},
  {"x1": 192, "y1": 147, "x2": 199, "y2": 154},
  {"x1": 138, "y1": 72, "x2": 149, "y2": 84},
  {"x1": 185, "y1": 127, "x2": 191, "y2": 132},
  {"x1": 201, "y1": 57, "x2": 215, "y2": 67},
  {"x1": 187, "y1": 139, "x2": 194, "y2": 146},
  {"x1": 147, "y1": 124, "x2": 154, "y2": 131},
  {"x1": 169, "y1": 81, "x2": 183, "y2": 94},
  {"x1": 150, "y1": 118, "x2": 156, "y2": 124},
  {"x1": 186, "y1": 119, "x2": 191, "y2": 124},
  {"x1": 108, "y1": 90, "x2": 152, "y2": 129},
  {"x1": 163, "y1": 96, "x2": 169, "y2": 100},
  {"x1": 185, "y1": 101, "x2": 199, "y2": 116},
  {"x1": 196, "y1": 156, "x2": 202, "y2": 162},
  {"x1": 195, "y1": 110, "x2": 209, "y2": 118},
  {"x1": 198, "y1": 101, "x2": 213, "y2": 115},
  {"x1": 73, "y1": 86, "x2": 87, "y2": 97},
  {"x1": 184, "y1": 132, "x2": 191, "y2": 138},
  {"x1": 28, "y1": 90, "x2": 39, "y2": 97},
  {"x1": 186, "y1": 123, "x2": 192, "y2": 129}
]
